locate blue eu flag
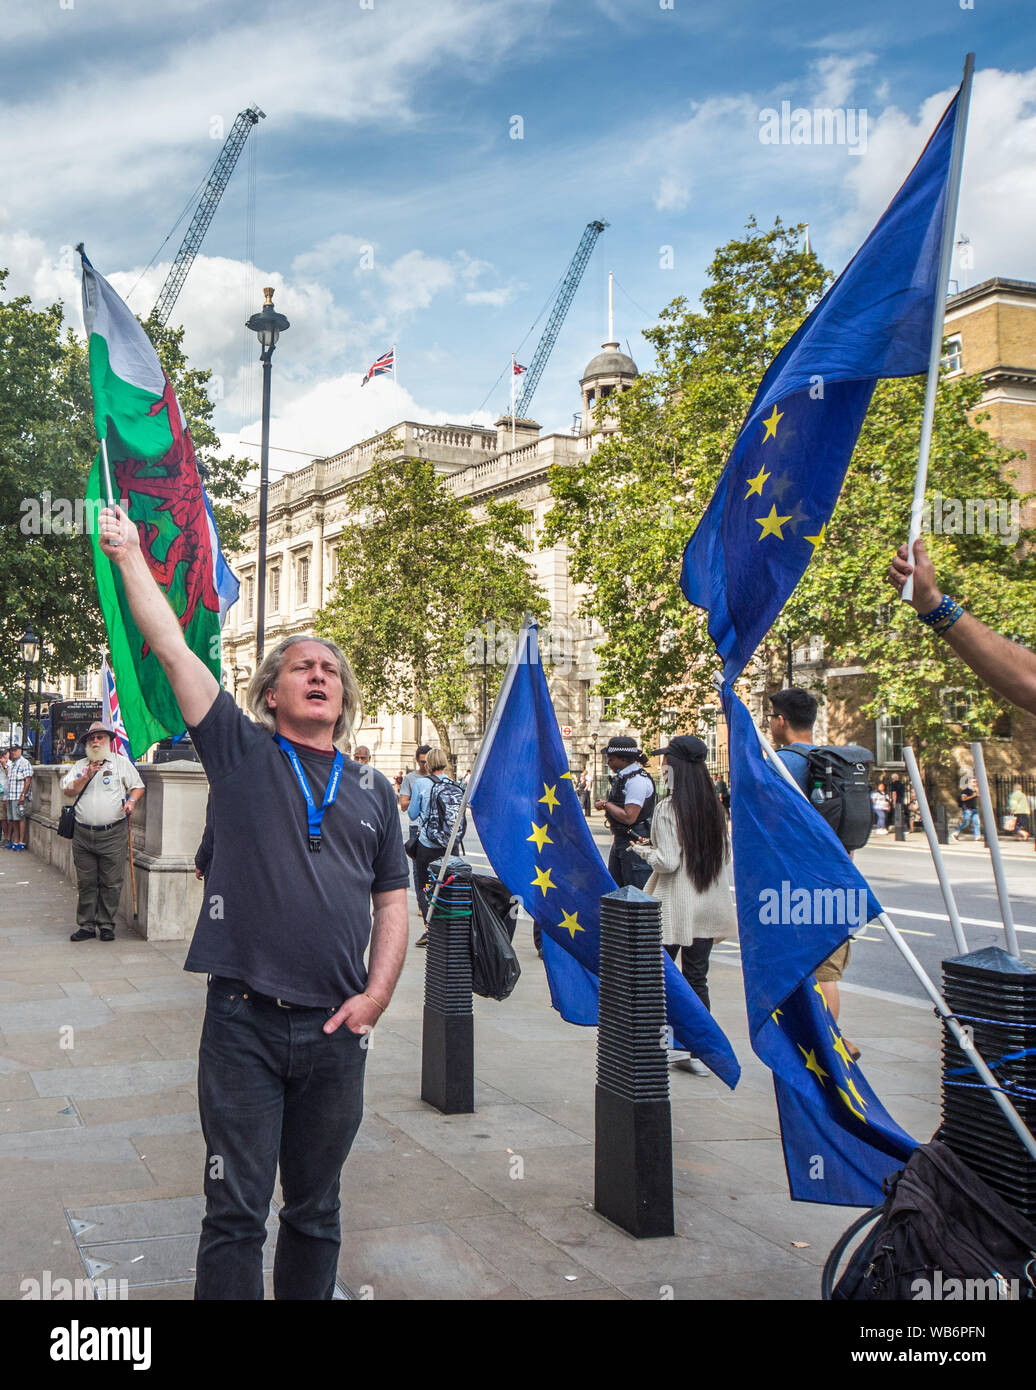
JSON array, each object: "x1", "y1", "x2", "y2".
[
  {"x1": 467, "y1": 622, "x2": 741, "y2": 1089},
  {"x1": 722, "y1": 684, "x2": 916, "y2": 1205},
  {"x1": 682, "y1": 87, "x2": 960, "y2": 679}
]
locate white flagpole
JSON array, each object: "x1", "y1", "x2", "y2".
[
  {"x1": 902, "y1": 52, "x2": 975, "y2": 602},
  {"x1": 423, "y1": 614, "x2": 534, "y2": 922},
  {"x1": 393, "y1": 342, "x2": 397, "y2": 383},
  {"x1": 99, "y1": 439, "x2": 116, "y2": 509},
  {"x1": 510, "y1": 356, "x2": 516, "y2": 451},
  {"x1": 902, "y1": 747, "x2": 969, "y2": 955},
  {"x1": 970, "y1": 741, "x2": 1021, "y2": 958},
  {"x1": 736, "y1": 686, "x2": 1036, "y2": 1162}
]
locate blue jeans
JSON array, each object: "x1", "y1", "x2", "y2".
[
  {"x1": 958, "y1": 807, "x2": 980, "y2": 839},
  {"x1": 195, "y1": 978, "x2": 367, "y2": 1300},
  {"x1": 608, "y1": 839, "x2": 653, "y2": 891}
]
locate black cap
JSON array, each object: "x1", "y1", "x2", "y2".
[{"x1": 650, "y1": 734, "x2": 708, "y2": 764}]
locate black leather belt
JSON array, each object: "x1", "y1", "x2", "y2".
[
  {"x1": 209, "y1": 975, "x2": 326, "y2": 1011},
  {"x1": 79, "y1": 818, "x2": 127, "y2": 832}
]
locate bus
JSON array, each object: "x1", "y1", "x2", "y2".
[{"x1": 47, "y1": 699, "x2": 103, "y2": 764}]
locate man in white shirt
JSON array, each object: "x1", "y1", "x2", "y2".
[
  {"x1": 61, "y1": 721, "x2": 144, "y2": 941},
  {"x1": 4, "y1": 742, "x2": 33, "y2": 851}
]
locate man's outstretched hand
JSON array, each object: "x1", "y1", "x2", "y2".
[
  {"x1": 98, "y1": 505, "x2": 140, "y2": 564},
  {"x1": 888, "y1": 538, "x2": 941, "y2": 613}
]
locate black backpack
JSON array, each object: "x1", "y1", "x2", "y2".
[
  {"x1": 789, "y1": 744, "x2": 874, "y2": 851},
  {"x1": 829, "y1": 1140, "x2": 1036, "y2": 1301},
  {"x1": 424, "y1": 776, "x2": 467, "y2": 849}
]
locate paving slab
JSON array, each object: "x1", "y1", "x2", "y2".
[
  {"x1": 336, "y1": 1221, "x2": 528, "y2": 1300},
  {"x1": 382, "y1": 1101, "x2": 590, "y2": 1156},
  {"x1": 0, "y1": 1095, "x2": 81, "y2": 1135},
  {"x1": 0, "y1": 997, "x2": 114, "y2": 1035},
  {"x1": 31, "y1": 1059, "x2": 197, "y2": 1100}
]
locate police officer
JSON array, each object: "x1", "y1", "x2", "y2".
[{"x1": 595, "y1": 735, "x2": 656, "y2": 889}]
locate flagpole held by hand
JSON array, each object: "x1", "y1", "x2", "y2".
[{"x1": 902, "y1": 52, "x2": 975, "y2": 603}]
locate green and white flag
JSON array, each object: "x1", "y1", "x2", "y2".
[{"x1": 79, "y1": 246, "x2": 227, "y2": 756}]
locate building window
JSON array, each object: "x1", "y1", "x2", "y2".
[
  {"x1": 875, "y1": 712, "x2": 905, "y2": 765},
  {"x1": 245, "y1": 575, "x2": 255, "y2": 619},
  {"x1": 602, "y1": 695, "x2": 621, "y2": 722},
  {"x1": 74, "y1": 672, "x2": 88, "y2": 695},
  {"x1": 297, "y1": 555, "x2": 310, "y2": 607},
  {"x1": 698, "y1": 708, "x2": 718, "y2": 764},
  {"x1": 992, "y1": 710, "x2": 1013, "y2": 741},
  {"x1": 941, "y1": 687, "x2": 972, "y2": 724},
  {"x1": 269, "y1": 566, "x2": 280, "y2": 614},
  {"x1": 941, "y1": 335, "x2": 963, "y2": 374}
]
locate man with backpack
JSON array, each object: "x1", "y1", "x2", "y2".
[
  {"x1": 768, "y1": 687, "x2": 873, "y2": 1061},
  {"x1": 408, "y1": 746, "x2": 467, "y2": 946}
]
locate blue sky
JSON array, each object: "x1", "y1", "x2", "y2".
[{"x1": 1, "y1": 0, "x2": 1033, "y2": 475}]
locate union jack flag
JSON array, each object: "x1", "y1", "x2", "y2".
[
  {"x1": 513, "y1": 361, "x2": 527, "y2": 375},
  {"x1": 361, "y1": 347, "x2": 394, "y2": 386},
  {"x1": 101, "y1": 656, "x2": 132, "y2": 760}
]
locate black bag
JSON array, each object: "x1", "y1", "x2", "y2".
[
  {"x1": 470, "y1": 883, "x2": 521, "y2": 1001},
  {"x1": 830, "y1": 1140, "x2": 1036, "y2": 1301},
  {"x1": 800, "y1": 744, "x2": 875, "y2": 851},
  {"x1": 424, "y1": 776, "x2": 467, "y2": 849},
  {"x1": 404, "y1": 825, "x2": 420, "y2": 859},
  {"x1": 472, "y1": 874, "x2": 519, "y2": 941},
  {"x1": 58, "y1": 778, "x2": 90, "y2": 840}
]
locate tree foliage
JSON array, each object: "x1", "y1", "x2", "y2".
[
  {"x1": 316, "y1": 449, "x2": 548, "y2": 762},
  {"x1": 543, "y1": 218, "x2": 1035, "y2": 756}
]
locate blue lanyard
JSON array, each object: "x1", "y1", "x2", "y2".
[{"x1": 273, "y1": 736, "x2": 344, "y2": 853}]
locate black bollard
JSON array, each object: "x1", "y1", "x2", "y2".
[
  {"x1": 893, "y1": 802, "x2": 905, "y2": 842},
  {"x1": 934, "y1": 805, "x2": 949, "y2": 845},
  {"x1": 594, "y1": 885, "x2": 675, "y2": 1238},
  {"x1": 939, "y1": 947, "x2": 1036, "y2": 1220},
  {"x1": 421, "y1": 869, "x2": 474, "y2": 1114}
]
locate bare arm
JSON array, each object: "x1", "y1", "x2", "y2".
[
  {"x1": 397, "y1": 794, "x2": 411, "y2": 811},
  {"x1": 98, "y1": 506, "x2": 220, "y2": 727},
  {"x1": 323, "y1": 887, "x2": 408, "y2": 1036},
  {"x1": 889, "y1": 539, "x2": 1036, "y2": 716}
]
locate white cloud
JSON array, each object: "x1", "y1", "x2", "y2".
[
  {"x1": 465, "y1": 287, "x2": 516, "y2": 307},
  {"x1": 655, "y1": 174, "x2": 692, "y2": 213}
]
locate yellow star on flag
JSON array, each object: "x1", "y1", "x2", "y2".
[
  {"x1": 744, "y1": 465, "x2": 770, "y2": 499},
  {"x1": 813, "y1": 981, "x2": 829, "y2": 1010},
  {"x1": 771, "y1": 1007, "x2": 783, "y2": 1025},
  {"x1": 559, "y1": 909, "x2": 584, "y2": 939},
  {"x1": 762, "y1": 404, "x2": 784, "y2": 440},
  {"x1": 804, "y1": 522, "x2": 827, "y2": 551},
  {"x1": 829, "y1": 1027, "x2": 855, "y2": 1067},
  {"x1": 531, "y1": 865, "x2": 556, "y2": 896},
  {"x1": 846, "y1": 1075, "x2": 868, "y2": 1111},
  {"x1": 538, "y1": 783, "x2": 560, "y2": 813},
  {"x1": 527, "y1": 821, "x2": 554, "y2": 852},
  {"x1": 560, "y1": 771, "x2": 573, "y2": 780},
  {"x1": 755, "y1": 504, "x2": 792, "y2": 540},
  {"x1": 837, "y1": 1087, "x2": 867, "y2": 1123},
  {"x1": 798, "y1": 1045, "x2": 830, "y2": 1086}
]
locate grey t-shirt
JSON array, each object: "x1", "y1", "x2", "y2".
[
  {"x1": 399, "y1": 768, "x2": 424, "y2": 822},
  {"x1": 184, "y1": 690, "x2": 408, "y2": 1006}
]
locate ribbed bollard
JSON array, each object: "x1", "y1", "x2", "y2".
[
  {"x1": 421, "y1": 867, "x2": 475, "y2": 1114},
  {"x1": 594, "y1": 885, "x2": 675, "y2": 1238},
  {"x1": 940, "y1": 946, "x2": 1036, "y2": 1219}
]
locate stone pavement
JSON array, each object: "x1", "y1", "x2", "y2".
[{"x1": 0, "y1": 848, "x2": 945, "y2": 1302}]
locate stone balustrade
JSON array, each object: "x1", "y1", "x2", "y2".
[{"x1": 27, "y1": 762, "x2": 209, "y2": 941}]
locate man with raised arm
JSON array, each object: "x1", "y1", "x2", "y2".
[
  {"x1": 889, "y1": 538, "x2": 1036, "y2": 716},
  {"x1": 98, "y1": 505, "x2": 409, "y2": 1301}
]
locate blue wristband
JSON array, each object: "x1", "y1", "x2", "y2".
[{"x1": 918, "y1": 594, "x2": 964, "y2": 635}]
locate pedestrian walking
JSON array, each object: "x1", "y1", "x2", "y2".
[
  {"x1": 97, "y1": 502, "x2": 408, "y2": 1302},
  {"x1": 398, "y1": 743, "x2": 431, "y2": 900},
  {"x1": 1008, "y1": 784, "x2": 1030, "y2": 839},
  {"x1": 4, "y1": 742, "x2": 33, "y2": 851},
  {"x1": 871, "y1": 784, "x2": 890, "y2": 834},
  {"x1": 61, "y1": 721, "x2": 145, "y2": 941},
  {"x1": 953, "y1": 781, "x2": 980, "y2": 840},
  {"x1": 631, "y1": 735, "x2": 736, "y2": 1077},
  {"x1": 594, "y1": 736, "x2": 656, "y2": 890},
  {"x1": 0, "y1": 747, "x2": 10, "y2": 848},
  {"x1": 407, "y1": 747, "x2": 466, "y2": 946}
]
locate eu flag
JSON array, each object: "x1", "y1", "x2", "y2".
[
  {"x1": 722, "y1": 683, "x2": 916, "y2": 1204},
  {"x1": 467, "y1": 622, "x2": 741, "y2": 1089},
  {"x1": 682, "y1": 87, "x2": 960, "y2": 678}
]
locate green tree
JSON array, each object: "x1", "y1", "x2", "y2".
[
  {"x1": 316, "y1": 448, "x2": 549, "y2": 762},
  {"x1": 544, "y1": 219, "x2": 1035, "y2": 757}
]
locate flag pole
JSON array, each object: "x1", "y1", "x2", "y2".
[
  {"x1": 393, "y1": 342, "x2": 397, "y2": 384},
  {"x1": 970, "y1": 741, "x2": 1021, "y2": 958},
  {"x1": 423, "y1": 613, "x2": 534, "y2": 923},
  {"x1": 902, "y1": 747, "x2": 969, "y2": 955},
  {"x1": 723, "y1": 677, "x2": 1036, "y2": 1162},
  {"x1": 510, "y1": 355, "x2": 516, "y2": 451},
  {"x1": 902, "y1": 52, "x2": 975, "y2": 602}
]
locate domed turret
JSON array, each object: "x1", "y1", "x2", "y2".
[{"x1": 579, "y1": 274, "x2": 637, "y2": 434}]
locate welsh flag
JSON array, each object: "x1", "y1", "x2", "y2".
[{"x1": 79, "y1": 247, "x2": 237, "y2": 757}]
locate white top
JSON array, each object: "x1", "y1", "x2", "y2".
[
  {"x1": 61, "y1": 753, "x2": 144, "y2": 827},
  {"x1": 631, "y1": 798, "x2": 737, "y2": 946}
]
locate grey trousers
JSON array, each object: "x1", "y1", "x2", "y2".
[{"x1": 72, "y1": 822, "x2": 128, "y2": 930}]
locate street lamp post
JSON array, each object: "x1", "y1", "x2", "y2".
[
  {"x1": 245, "y1": 287, "x2": 290, "y2": 663},
  {"x1": 590, "y1": 731, "x2": 599, "y2": 802},
  {"x1": 19, "y1": 626, "x2": 39, "y2": 756},
  {"x1": 480, "y1": 612, "x2": 489, "y2": 735}
]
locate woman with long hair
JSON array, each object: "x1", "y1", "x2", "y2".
[{"x1": 631, "y1": 734, "x2": 736, "y2": 1077}]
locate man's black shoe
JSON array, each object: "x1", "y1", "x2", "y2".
[
  {"x1": 99, "y1": 928, "x2": 115, "y2": 941},
  {"x1": 415, "y1": 932, "x2": 428, "y2": 948},
  {"x1": 69, "y1": 928, "x2": 96, "y2": 942}
]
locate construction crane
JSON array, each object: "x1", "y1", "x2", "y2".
[
  {"x1": 513, "y1": 219, "x2": 607, "y2": 419},
  {"x1": 151, "y1": 105, "x2": 265, "y2": 325}
]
